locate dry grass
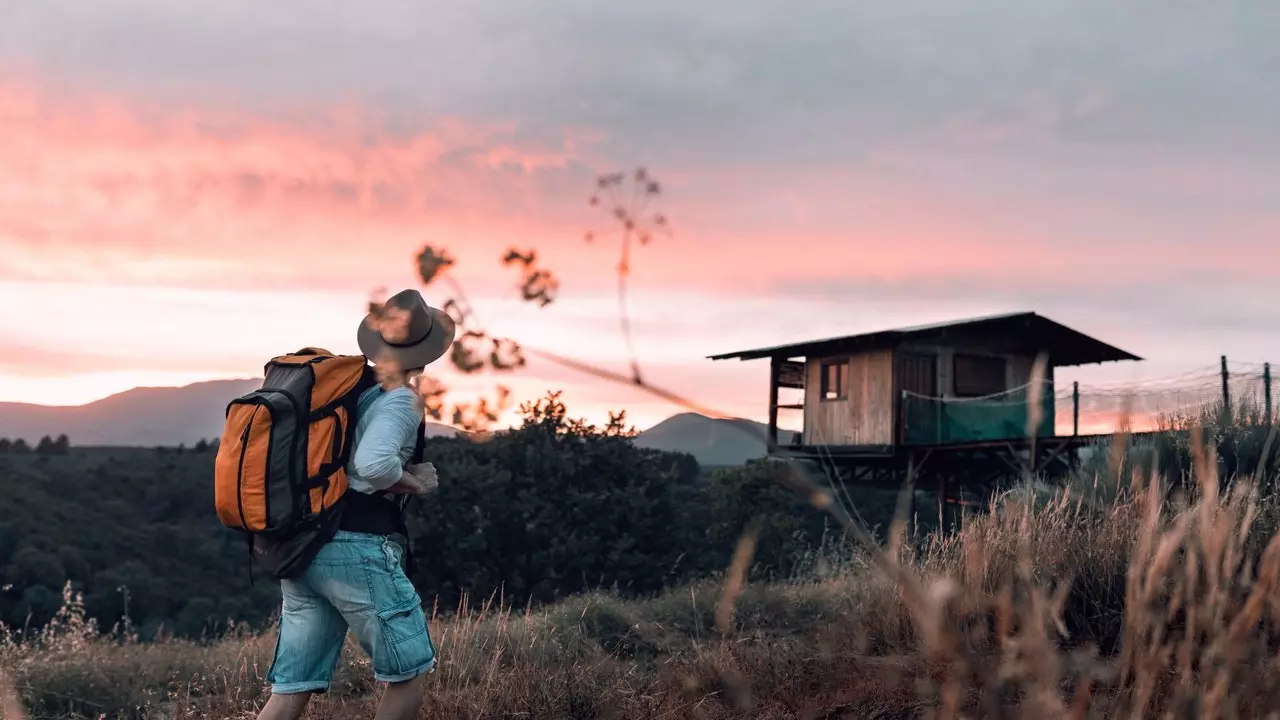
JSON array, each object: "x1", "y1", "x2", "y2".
[{"x1": 6, "y1": 438, "x2": 1280, "y2": 719}]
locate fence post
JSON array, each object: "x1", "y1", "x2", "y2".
[
  {"x1": 1265, "y1": 362, "x2": 1272, "y2": 426},
  {"x1": 1072, "y1": 381, "x2": 1079, "y2": 436},
  {"x1": 1221, "y1": 355, "x2": 1231, "y2": 421}
]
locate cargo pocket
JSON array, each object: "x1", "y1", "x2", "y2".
[
  {"x1": 366, "y1": 544, "x2": 433, "y2": 679},
  {"x1": 374, "y1": 597, "x2": 432, "y2": 678}
]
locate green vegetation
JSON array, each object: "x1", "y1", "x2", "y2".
[
  {"x1": 5, "y1": 418, "x2": 1280, "y2": 717},
  {"x1": 0, "y1": 394, "x2": 881, "y2": 644},
  {"x1": 3, "y1": 397, "x2": 1280, "y2": 717},
  {"x1": 0, "y1": 439, "x2": 282, "y2": 640}
]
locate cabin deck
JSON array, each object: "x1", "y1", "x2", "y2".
[
  {"x1": 772, "y1": 429, "x2": 1176, "y2": 499},
  {"x1": 772, "y1": 433, "x2": 1101, "y2": 492}
]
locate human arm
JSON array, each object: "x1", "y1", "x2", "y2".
[
  {"x1": 349, "y1": 387, "x2": 423, "y2": 492},
  {"x1": 384, "y1": 463, "x2": 438, "y2": 496}
]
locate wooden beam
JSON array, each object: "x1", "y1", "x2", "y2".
[
  {"x1": 780, "y1": 360, "x2": 806, "y2": 389},
  {"x1": 1037, "y1": 438, "x2": 1072, "y2": 471},
  {"x1": 768, "y1": 355, "x2": 781, "y2": 447}
]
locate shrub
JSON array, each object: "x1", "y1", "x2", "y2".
[{"x1": 403, "y1": 393, "x2": 715, "y2": 607}]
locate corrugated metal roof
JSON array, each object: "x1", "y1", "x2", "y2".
[{"x1": 706, "y1": 311, "x2": 1142, "y2": 367}]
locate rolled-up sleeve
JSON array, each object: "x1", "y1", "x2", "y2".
[{"x1": 350, "y1": 388, "x2": 420, "y2": 491}]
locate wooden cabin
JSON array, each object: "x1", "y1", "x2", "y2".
[{"x1": 709, "y1": 312, "x2": 1140, "y2": 452}]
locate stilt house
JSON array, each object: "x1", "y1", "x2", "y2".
[{"x1": 709, "y1": 312, "x2": 1141, "y2": 455}]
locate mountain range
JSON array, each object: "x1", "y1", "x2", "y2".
[{"x1": 0, "y1": 379, "x2": 791, "y2": 466}]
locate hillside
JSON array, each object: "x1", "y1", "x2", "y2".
[
  {"x1": 0, "y1": 379, "x2": 460, "y2": 447},
  {"x1": 0, "y1": 411, "x2": 805, "y2": 643},
  {"x1": 0, "y1": 445, "x2": 283, "y2": 639},
  {"x1": 633, "y1": 412, "x2": 797, "y2": 467},
  {"x1": 0, "y1": 381, "x2": 788, "y2": 466}
]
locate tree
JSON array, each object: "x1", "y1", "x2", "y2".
[
  {"x1": 33, "y1": 434, "x2": 70, "y2": 455},
  {"x1": 16, "y1": 584, "x2": 61, "y2": 626},
  {"x1": 5, "y1": 546, "x2": 68, "y2": 591},
  {"x1": 0, "y1": 522, "x2": 16, "y2": 565},
  {"x1": 0, "y1": 438, "x2": 10, "y2": 453},
  {"x1": 175, "y1": 597, "x2": 217, "y2": 638},
  {"x1": 404, "y1": 393, "x2": 711, "y2": 607},
  {"x1": 705, "y1": 460, "x2": 837, "y2": 577},
  {"x1": 57, "y1": 546, "x2": 90, "y2": 584},
  {"x1": 11, "y1": 438, "x2": 31, "y2": 453}
]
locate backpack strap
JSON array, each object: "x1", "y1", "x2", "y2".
[
  {"x1": 399, "y1": 420, "x2": 427, "y2": 576},
  {"x1": 246, "y1": 533, "x2": 255, "y2": 587},
  {"x1": 411, "y1": 419, "x2": 427, "y2": 464}
]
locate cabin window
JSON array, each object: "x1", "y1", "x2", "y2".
[
  {"x1": 953, "y1": 354, "x2": 1007, "y2": 397},
  {"x1": 819, "y1": 359, "x2": 848, "y2": 401}
]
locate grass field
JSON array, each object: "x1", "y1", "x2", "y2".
[{"x1": 5, "y1": 433, "x2": 1280, "y2": 718}]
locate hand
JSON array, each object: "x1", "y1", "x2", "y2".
[
  {"x1": 384, "y1": 463, "x2": 438, "y2": 496},
  {"x1": 404, "y1": 462, "x2": 439, "y2": 495}
]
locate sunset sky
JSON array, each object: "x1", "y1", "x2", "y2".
[{"x1": 2, "y1": 1, "x2": 1278, "y2": 431}]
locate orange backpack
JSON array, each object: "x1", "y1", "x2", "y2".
[{"x1": 214, "y1": 348, "x2": 376, "y2": 543}]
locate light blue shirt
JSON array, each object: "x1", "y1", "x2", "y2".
[{"x1": 346, "y1": 385, "x2": 422, "y2": 494}]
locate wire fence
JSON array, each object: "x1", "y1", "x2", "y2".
[
  {"x1": 897, "y1": 358, "x2": 1274, "y2": 444},
  {"x1": 1062, "y1": 359, "x2": 1273, "y2": 435}
]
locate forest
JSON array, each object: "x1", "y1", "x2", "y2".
[{"x1": 0, "y1": 393, "x2": 898, "y2": 641}]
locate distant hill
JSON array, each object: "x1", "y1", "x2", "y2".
[
  {"x1": 0, "y1": 379, "x2": 461, "y2": 447},
  {"x1": 633, "y1": 412, "x2": 797, "y2": 467},
  {"x1": 0, "y1": 381, "x2": 786, "y2": 465}
]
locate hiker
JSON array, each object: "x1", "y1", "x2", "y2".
[{"x1": 255, "y1": 289, "x2": 455, "y2": 720}]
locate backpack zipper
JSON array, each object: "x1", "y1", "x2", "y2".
[{"x1": 236, "y1": 410, "x2": 256, "y2": 529}]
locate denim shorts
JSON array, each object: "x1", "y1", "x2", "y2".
[{"x1": 266, "y1": 531, "x2": 436, "y2": 694}]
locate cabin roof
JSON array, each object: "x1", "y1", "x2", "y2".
[{"x1": 707, "y1": 312, "x2": 1142, "y2": 367}]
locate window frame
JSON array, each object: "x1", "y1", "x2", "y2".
[
  {"x1": 818, "y1": 358, "x2": 849, "y2": 402},
  {"x1": 952, "y1": 353, "x2": 1007, "y2": 398}
]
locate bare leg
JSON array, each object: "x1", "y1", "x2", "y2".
[
  {"x1": 373, "y1": 674, "x2": 427, "y2": 720},
  {"x1": 256, "y1": 691, "x2": 313, "y2": 720}
]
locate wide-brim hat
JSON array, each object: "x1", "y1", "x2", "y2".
[{"x1": 356, "y1": 289, "x2": 456, "y2": 370}]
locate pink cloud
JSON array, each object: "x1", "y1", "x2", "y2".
[
  {"x1": 0, "y1": 78, "x2": 599, "y2": 291},
  {"x1": 0, "y1": 75, "x2": 1165, "y2": 303},
  {"x1": 3, "y1": 71, "x2": 1278, "y2": 431}
]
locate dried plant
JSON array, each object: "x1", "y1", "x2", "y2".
[
  {"x1": 584, "y1": 167, "x2": 672, "y2": 384},
  {"x1": 9, "y1": 437, "x2": 1280, "y2": 717}
]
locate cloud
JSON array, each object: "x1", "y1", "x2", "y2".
[
  {"x1": 2, "y1": 0, "x2": 1278, "y2": 418},
  {"x1": 4, "y1": 0, "x2": 1276, "y2": 165},
  {"x1": 0, "y1": 79, "x2": 600, "y2": 291},
  {"x1": 4, "y1": 0, "x2": 1278, "y2": 292}
]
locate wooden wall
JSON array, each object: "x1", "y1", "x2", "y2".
[
  {"x1": 897, "y1": 342, "x2": 1054, "y2": 399},
  {"x1": 802, "y1": 349, "x2": 895, "y2": 445}
]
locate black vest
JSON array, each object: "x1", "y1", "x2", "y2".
[{"x1": 337, "y1": 420, "x2": 425, "y2": 536}]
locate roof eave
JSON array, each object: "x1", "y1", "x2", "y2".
[{"x1": 1052, "y1": 351, "x2": 1144, "y2": 368}]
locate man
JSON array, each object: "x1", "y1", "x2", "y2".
[{"x1": 257, "y1": 289, "x2": 455, "y2": 720}]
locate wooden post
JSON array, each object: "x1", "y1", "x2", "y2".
[
  {"x1": 1072, "y1": 381, "x2": 1080, "y2": 436},
  {"x1": 767, "y1": 355, "x2": 781, "y2": 448},
  {"x1": 1265, "y1": 362, "x2": 1272, "y2": 426},
  {"x1": 1221, "y1": 355, "x2": 1231, "y2": 421}
]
